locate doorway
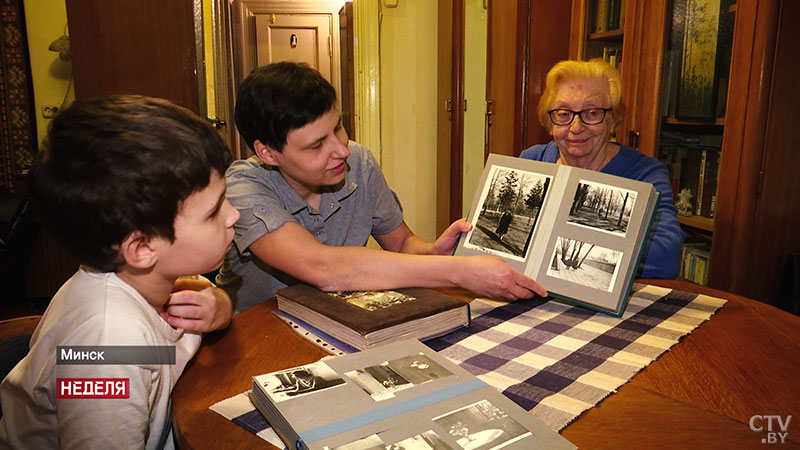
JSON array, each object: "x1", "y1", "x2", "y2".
[{"x1": 226, "y1": 0, "x2": 346, "y2": 159}]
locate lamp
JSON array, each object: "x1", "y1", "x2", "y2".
[{"x1": 48, "y1": 35, "x2": 71, "y2": 61}]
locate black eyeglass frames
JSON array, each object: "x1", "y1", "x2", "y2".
[{"x1": 547, "y1": 108, "x2": 611, "y2": 126}]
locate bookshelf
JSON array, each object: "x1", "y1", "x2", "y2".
[
  {"x1": 678, "y1": 215, "x2": 713, "y2": 233},
  {"x1": 569, "y1": 0, "x2": 800, "y2": 306},
  {"x1": 572, "y1": 0, "x2": 727, "y2": 286},
  {"x1": 578, "y1": 0, "x2": 626, "y2": 70},
  {"x1": 655, "y1": 0, "x2": 736, "y2": 286}
]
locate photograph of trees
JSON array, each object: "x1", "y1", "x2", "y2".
[
  {"x1": 465, "y1": 167, "x2": 551, "y2": 260},
  {"x1": 674, "y1": 0, "x2": 722, "y2": 118},
  {"x1": 567, "y1": 180, "x2": 636, "y2": 236},
  {"x1": 546, "y1": 237, "x2": 622, "y2": 292}
]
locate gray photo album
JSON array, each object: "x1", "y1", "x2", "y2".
[{"x1": 250, "y1": 339, "x2": 576, "y2": 450}]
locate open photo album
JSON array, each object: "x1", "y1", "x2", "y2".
[
  {"x1": 250, "y1": 339, "x2": 576, "y2": 450},
  {"x1": 455, "y1": 154, "x2": 659, "y2": 316}
]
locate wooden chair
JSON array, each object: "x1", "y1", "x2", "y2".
[
  {"x1": 0, "y1": 315, "x2": 41, "y2": 418},
  {"x1": 0, "y1": 191, "x2": 35, "y2": 306},
  {"x1": 0, "y1": 315, "x2": 41, "y2": 342},
  {"x1": 0, "y1": 315, "x2": 42, "y2": 377}
]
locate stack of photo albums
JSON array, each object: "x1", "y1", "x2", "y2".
[{"x1": 250, "y1": 339, "x2": 575, "y2": 450}]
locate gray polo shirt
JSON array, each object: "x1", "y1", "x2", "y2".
[{"x1": 216, "y1": 142, "x2": 404, "y2": 312}]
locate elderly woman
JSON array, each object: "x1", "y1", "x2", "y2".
[{"x1": 520, "y1": 59, "x2": 683, "y2": 278}]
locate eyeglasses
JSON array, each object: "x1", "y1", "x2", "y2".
[{"x1": 547, "y1": 108, "x2": 611, "y2": 126}]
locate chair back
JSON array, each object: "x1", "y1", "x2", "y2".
[
  {"x1": 0, "y1": 315, "x2": 41, "y2": 341},
  {"x1": 0, "y1": 315, "x2": 41, "y2": 418}
]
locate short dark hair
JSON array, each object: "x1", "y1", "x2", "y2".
[
  {"x1": 235, "y1": 62, "x2": 337, "y2": 152},
  {"x1": 30, "y1": 95, "x2": 232, "y2": 272}
]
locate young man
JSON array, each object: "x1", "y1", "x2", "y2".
[
  {"x1": 216, "y1": 62, "x2": 547, "y2": 312},
  {"x1": 0, "y1": 95, "x2": 240, "y2": 449}
]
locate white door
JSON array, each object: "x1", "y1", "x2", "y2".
[{"x1": 255, "y1": 13, "x2": 333, "y2": 83}]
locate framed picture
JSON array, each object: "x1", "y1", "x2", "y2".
[{"x1": 674, "y1": 0, "x2": 723, "y2": 119}]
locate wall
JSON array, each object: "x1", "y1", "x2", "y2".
[
  {"x1": 379, "y1": 1, "x2": 438, "y2": 241},
  {"x1": 23, "y1": 0, "x2": 440, "y2": 241},
  {"x1": 23, "y1": 0, "x2": 74, "y2": 150},
  {"x1": 203, "y1": 0, "x2": 216, "y2": 117},
  {"x1": 25, "y1": 0, "x2": 216, "y2": 147},
  {"x1": 462, "y1": 0, "x2": 487, "y2": 217}
]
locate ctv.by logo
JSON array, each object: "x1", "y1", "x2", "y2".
[{"x1": 750, "y1": 415, "x2": 792, "y2": 444}]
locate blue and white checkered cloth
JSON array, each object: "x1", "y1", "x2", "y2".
[{"x1": 210, "y1": 283, "x2": 726, "y2": 441}]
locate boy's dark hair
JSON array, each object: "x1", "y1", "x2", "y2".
[
  {"x1": 235, "y1": 62, "x2": 337, "y2": 152},
  {"x1": 30, "y1": 95, "x2": 232, "y2": 272}
]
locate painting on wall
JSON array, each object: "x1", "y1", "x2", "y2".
[{"x1": 675, "y1": 0, "x2": 722, "y2": 119}]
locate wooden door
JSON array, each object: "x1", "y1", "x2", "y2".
[
  {"x1": 712, "y1": 0, "x2": 800, "y2": 305},
  {"x1": 486, "y1": 1, "x2": 571, "y2": 158},
  {"x1": 436, "y1": 0, "x2": 455, "y2": 234},
  {"x1": 34, "y1": 0, "x2": 203, "y2": 300},
  {"x1": 438, "y1": 0, "x2": 571, "y2": 230},
  {"x1": 231, "y1": 1, "x2": 343, "y2": 159},
  {"x1": 485, "y1": 1, "x2": 523, "y2": 159},
  {"x1": 66, "y1": 0, "x2": 202, "y2": 114},
  {"x1": 751, "y1": 0, "x2": 800, "y2": 305},
  {"x1": 255, "y1": 13, "x2": 333, "y2": 82},
  {"x1": 521, "y1": 1, "x2": 573, "y2": 151}
]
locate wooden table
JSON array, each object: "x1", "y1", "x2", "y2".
[{"x1": 172, "y1": 280, "x2": 800, "y2": 449}]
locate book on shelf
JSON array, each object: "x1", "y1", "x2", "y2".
[
  {"x1": 606, "y1": 0, "x2": 622, "y2": 30},
  {"x1": 681, "y1": 245, "x2": 710, "y2": 285},
  {"x1": 601, "y1": 47, "x2": 621, "y2": 69},
  {"x1": 454, "y1": 154, "x2": 659, "y2": 316},
  {"x1": 678, "y1": 148, "x2": 703, "y2": 214},
  {"x1": 695, "y1": 149, "x2": 708, "y2": 216},
  {"x1": 698, "y1": 148, "x2": 721, "y2": 218},
  {"x1": 709, "y1": 149, "x2": 722, "y2": 218},
  {"x1": 657, "y1": 145, "x2": 684, "y2": 200},
  {"x1": 274, "y1": 284, "x2": 470, "y2": 351},
  {"x1": 594, "y1": 0, "x2": 608, "y2": 33},
  {"x1": 250, "y1": 339, "x2": 576, "y2": 450}
]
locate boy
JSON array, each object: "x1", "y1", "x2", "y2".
[
  {"x1": 216, "y1": 62, "x2": 547, "y2": 312},
  {"x1": 0, "y1": 95, "x2": 240, "y2": 449}
]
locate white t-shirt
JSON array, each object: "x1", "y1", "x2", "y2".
[{"x1": 0, "y1": 267, "x2": 202, "y2": 449}]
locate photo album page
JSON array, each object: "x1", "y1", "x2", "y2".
[{"x1": 455, "y1": 154, "x2": 659, "y2": 316}]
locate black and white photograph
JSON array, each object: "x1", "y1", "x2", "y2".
[
  {"x1": 386, "y1": 430, "x2": 454, "y2": 450},
  {"x1": 327, "y1": 434, "x2": 386, "y2": 450},
  {"x1": 464, "y1": 166, "x2": 551, "y2": 261},
  {"x1": 261, "y1": 361, "x2": 346, "y2": 402},
  {"x1": 345, "y1": 362, "x2": 413, "y2": 401},
  {"x1": 330, "y1": 290, "x2": 417, "y2": 311},
  {"x1": 546, "y1": 237, "x2": 622, "y2": 292},
  {"x1": 346, "y1": 354, "x2": 453, "y2": 401},
  {"x1": 433, "y1": 400, "x2": 531, "y2": 450},
  {"x1": 385, "y1": 353, "x2": 453, "y2": 385},
  {"x1": 567, "y1": 179, "x2": 637, "y2": 237}
]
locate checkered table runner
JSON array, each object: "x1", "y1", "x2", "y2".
[{"x1": 210, "y1": 283, "x2": 726, "y2": 441}]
